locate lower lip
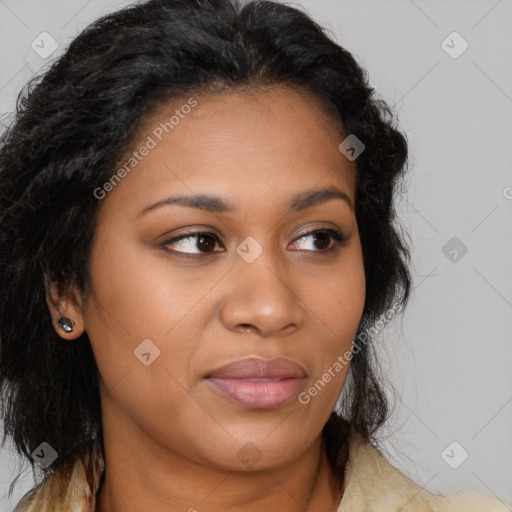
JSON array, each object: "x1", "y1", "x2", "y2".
[{"x1": 207, "y1": 377, "x2": 305, "y2": 409}]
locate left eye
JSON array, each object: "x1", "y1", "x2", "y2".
[
  {"x1": 162, "y1": 228, "x2": 348, "y2": 256},
  {"x1": 290, "y1": 229, "x2": 348, "y2": 252}
]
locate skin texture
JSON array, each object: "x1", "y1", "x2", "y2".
[{"x1": 46, "y1": 86, "x2": 366, "y2": 512}]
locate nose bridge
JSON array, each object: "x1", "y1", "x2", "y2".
[
  {"x1": 221, "y1": 234, "x2": 303, "y2": 335},
  {"x1": 235, "y1": 234, "x2": 288, "y2": 292}
]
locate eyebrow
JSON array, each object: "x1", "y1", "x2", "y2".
[{"x1": 137, "y1": 185, "x2": 353, "y2": 218}]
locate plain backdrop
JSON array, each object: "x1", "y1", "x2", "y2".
[{"x1": 1, "y1": 0, "x2": 511, "y2": 510}]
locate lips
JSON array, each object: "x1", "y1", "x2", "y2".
[
  {"x1": 206, "y1": 357, "x2": 307, "y2": 409},
  {"x1": 207, "y1": 356, "x2": 307, "y2": 379}
]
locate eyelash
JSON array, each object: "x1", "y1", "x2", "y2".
[{"x1": 161, "y1": 228, "x2": 349, "y2": 257}]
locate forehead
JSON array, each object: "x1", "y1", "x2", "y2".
[{"x1": 97, "y1": 86, "x2": 356, "y2": 219}]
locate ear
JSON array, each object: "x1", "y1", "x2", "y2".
[{"x1": 45, "y1": 280, "x2": 85, "y2": 341}]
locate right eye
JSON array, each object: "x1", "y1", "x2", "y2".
[{"x1": 161, "y1": 231, "x2": 224, "y2": 256}]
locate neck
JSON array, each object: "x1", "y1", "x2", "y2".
[{"x1": 96, "y1": 422, "x2": 343, "y2": 512}]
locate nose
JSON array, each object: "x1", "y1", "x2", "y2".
[{"x1": 219, "y1": 246, "x2": 305, "y2": 337}]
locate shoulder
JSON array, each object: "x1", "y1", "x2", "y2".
[{"x1": 338, "y1": 434, "x2": 512, "y2": 512}]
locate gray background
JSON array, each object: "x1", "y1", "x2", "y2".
[{"x1": 1, "y1": 0, "x2": 511, "y2": 510}]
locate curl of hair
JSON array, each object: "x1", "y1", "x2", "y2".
[{"x1": 0, "y1": 0, "x2": 412, "y2": 497}]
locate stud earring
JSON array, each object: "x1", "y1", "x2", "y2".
[{"x1": 57, "y1": 316, "x2": 75, "y2": 333}]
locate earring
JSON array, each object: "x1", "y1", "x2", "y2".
[{"x1": 57, "y1": 316, "x2": 75, "y2": 333}]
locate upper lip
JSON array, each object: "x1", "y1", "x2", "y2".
[{"x1": 206, "y1": 357, "x2": 307, "y2": 379}]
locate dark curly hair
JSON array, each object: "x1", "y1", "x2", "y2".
[{"x1": 0, "y1": 0, "x2": 412, "y2": 499}]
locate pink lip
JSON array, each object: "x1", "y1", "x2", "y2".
[{"x1": 206, "y1": 357, "x2": 307, "y2": 409}]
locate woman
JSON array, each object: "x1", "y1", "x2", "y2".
[{"x1": 0, "y1": 0, "x2": 509, "y2": 511}]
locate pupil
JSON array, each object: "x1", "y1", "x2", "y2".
[
  {"x1": 197, "y1": 234, "x2": 215, "y2": 252},
  {"x1": 314, "y1": 232, "x2": 330, "y2": 250}
]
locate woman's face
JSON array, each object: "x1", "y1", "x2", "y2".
[{"x1": 80, "y1": 86, "x2": 365, "y2": 470}]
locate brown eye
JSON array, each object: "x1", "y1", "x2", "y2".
[
  {"x1": 289, "y1": 229, "x2": 348, "y2": 253},
  {"x1": 196, "y1": 233, "x2": 217, "y2": 252},
  {"x1": 311, "y1": 231, "x2": 332, "y2": 251},
  {"x1": 162, "y1": 232, "x2": 222, "y2": 255}
]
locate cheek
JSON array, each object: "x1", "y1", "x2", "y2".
[
  {"x1": 82, "y1": 234, "x2": 200, "y2": 403},
  {"x1": 84, "y1": 227, "x2": 204, "y2": 339},
  {"x1": 299, "y1": 247, "x2": 365, "y2": 402},
  {"x1": 85, "y1": 278, "x2": 200, "y2": 444},
  {"x1": 309, "y1": 246, "x2": 366, "y2": 344}
]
